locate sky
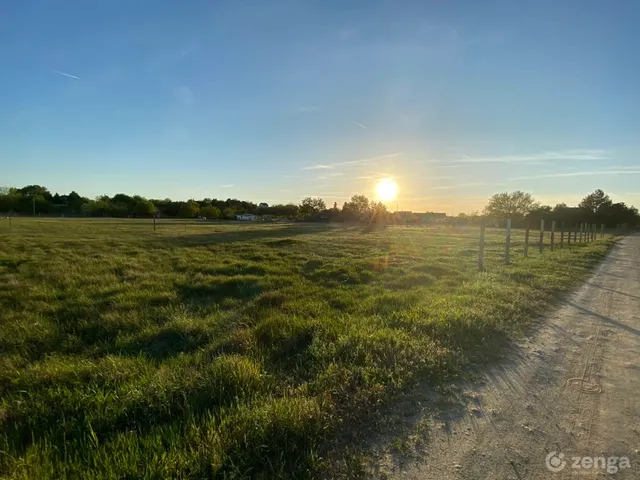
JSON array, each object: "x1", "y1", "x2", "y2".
[{"x1": 1, "y1": 0, "x2": 639, "y2": 214}]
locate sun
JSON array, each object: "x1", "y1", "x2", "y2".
[{"x1": 375, "y1": 178, "x2": 398, "y2": 202}]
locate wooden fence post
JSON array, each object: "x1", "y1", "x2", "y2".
[
  {"x1": 478, "y1": 221, "x2": 486, "y2": 271},
  {"x1": 505, "y1": 219, "x2": 511, "y2": 264},
  {"x1": 560, "y1": 221, "x2": 564, "y2": 248},
  {"x1": 524, "y1": 227, "x2": 530, "y2": 257},
  {"x1": 601, "y1": 223, "x2": 604, "y2": 238},
  {"x1": 593, "y1": 224, "x2": 597, "y2": 241},
  {"x1": 579, "y1": 223, "x2": 583, "y2": 243},
  {"x1": 573, "y1": 225, "x2": 577, "y2": 243},
  {"x1": 153, "y1": 216, "x2": 156, "y2": 232},
  {"x1": 539, "y1": 219, "x2": 545, "y2": 253},
  {"x1": 550, "y1": 221, "x2": 556, "y2": 251}
]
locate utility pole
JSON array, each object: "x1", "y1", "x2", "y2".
[{"x1": 33, "y1": 197, "x2": 36, "y2": 216}]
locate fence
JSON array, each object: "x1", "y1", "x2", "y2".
[{"x1": 478, "y1": 221, "x2": 608, "y2": 271}]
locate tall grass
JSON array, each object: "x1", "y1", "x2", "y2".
[{"x1": 0, "y1": 219, "x2": 614, "y2": 478}]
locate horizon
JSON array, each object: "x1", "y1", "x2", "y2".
[
  {"x1": 2, "y1": 182, "x2": 635, "y2": 218},
  {"x1": 2, "y1": 0, "x2": 639, "y2": 215}
]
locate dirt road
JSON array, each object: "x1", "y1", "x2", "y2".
[{"x1": 387, "y1": 234, "x2": 640, "y2": 479}]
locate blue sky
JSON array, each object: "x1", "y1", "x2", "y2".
[{"x1": 1, "y1": 0, "x2": 639, "y2": 214}]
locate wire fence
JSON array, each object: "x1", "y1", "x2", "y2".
[{"x1": 478, "y1": 221, "x2": 611, "y2": 271}]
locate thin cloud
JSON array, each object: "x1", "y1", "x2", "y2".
[
  {"x1": 301, "y1": 152, "x2": 402, "y2": 171},
  {"x1": 54, "y1": 70, "x2": 80, "y2": 80},
  {"x1": 445, "y1": 149, "x2": 612, "y2": 165},
  {"x1": 510, "y1": 170, "x2": 640, "y2": 181},
  {"x1": 428, "y1": 182, "x2": 494, "y2": 190},
  {"x1": 351, "y1": 120, "x2": 367, "y2": 130},
  {"x1": 316, "y1": 172, "x2": 346, "y2": 180},
  {"x1": 303, "y1": 164, "x2": 334, "y2": 170},
  {"x1": 219, "y1": 184, "x2": 234, "y2": 188}
]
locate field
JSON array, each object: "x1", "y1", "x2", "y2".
[{"x1": 0, "y1": 218, "x2": 614, "y2": 479}]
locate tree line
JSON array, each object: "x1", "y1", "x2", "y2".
[
  {"x1": 2, "y1": 185, "x2": 637, "y2": 227},
  {"x1": 0, "y1": 186, "x2": 390, "y2": 222},
  {"x1": 481, "y1": 189, "x2": 639, "y2": 228}
]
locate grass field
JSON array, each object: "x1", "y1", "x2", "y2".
[{"x1": 0, "y1": 218, "x2": 614, "y2": 479}]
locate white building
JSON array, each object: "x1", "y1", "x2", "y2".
[{"x1": 235, "y1": 214, "x2": 258, "y2": 221}]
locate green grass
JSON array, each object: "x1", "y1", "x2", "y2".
[{"x1": 0, "y1": 218, "x2": 615, "y2": 479}]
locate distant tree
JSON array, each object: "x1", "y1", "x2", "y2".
[
  {"x1": 524, "y1": 205, "x2": 553, "y2": 226},
  {"x1": 484, "y1": 191, "x2": 539, "y2": 221},
  {"x1": 579, "y1": 189, "x2": 612, "y2": 214},
  {"x1": 112, "y1": 193, "x2": 135, "y2": 210},
  {"x1": 200, "y1": 204, "x2": 221, "y2": 219},
  {"x1": 551, "y1": 202, "x2": 581, "y2": 225},
  {"x1": 348, "y1": 195, "x2": 370, "y2": 216},
  {"x1": 269, "y1": 204, "x2": 299, "y2": 217},
  {"x1": 179, "y1": 200, "x2": 200, "y2": 218},
  {"x1": 369, "y1": 201, "x2": 389, "y2": 225},
  {"x1": 134, "y1": 199, "x2": 157, "y2": 217},
  {"x1": 299, "y1": 197, "x2": 326, "y2": 218},
  {"x1": 222, "y1": 207, "x2": 237, "y2": 219},
  {"x1": 0, "y1": 187, "x2": 21, "y2": 213},
  {"x1": 108, "y1": 202, "x2": 129, "y2": 217},
  {"x1": 600, "y1": 202, "x2": 640, "y2": 227},
  {"x1": 66, "y1": 191, "x2": 85, "y2": 214}
]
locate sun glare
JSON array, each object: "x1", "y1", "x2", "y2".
[{"x1": 375, "y1": 178, "x2": 398, "y2": 202}]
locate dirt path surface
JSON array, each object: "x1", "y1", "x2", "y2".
[{"x1": 386, "y1": 234, "x2": 640, "y2": 479}]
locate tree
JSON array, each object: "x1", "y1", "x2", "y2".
[
  {"x1": 484, "y1": 191, "x2": 539, "y2": 220},
  {"x1": 579, "y1": 189, "x2": 612, "y2": 214},
  {"x1": 66, "y1": 191, "x2": 85, "y2": 214},
  {"x1": 179, "y1": 200, "x2": 200, "y2": 218},
  {"x1": 600, "y1": 202, "x2": 640, "y2": 227},
  {"x1": 222, "y1": 207, "x2": 236, "y2": 219},
  {"x1": 200, "y1": 205, "x2": 221, "y2": 219},
  {"x1": 299, "y1": 197, "x2": 326, "y2": 218},
  {"x1": 347, "y1": 195, "x2": 370, "y2": 216},
  {"x1": 134, "y1": 199, "x2": 157, "y2": 217},
  {"x1": 0, "y1": 187, "x2": 21, "y2": 213},
  {"x1": 525, "y1": 205, "x2": 553, "y2": 224},
  {"x1": 369, "y1": 201, "x2": 389, "y2": 225},
  {"x1": 269, "y1": 204, "x2": 299, "y2": 217}
]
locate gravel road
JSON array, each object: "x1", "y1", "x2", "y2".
[{"x1": 388, "y1": 234, "x2": 640, "y2": 479}]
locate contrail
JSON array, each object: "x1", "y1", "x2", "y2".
[
  {"x1": 54, "y1": 70, "x2": 80, "y2": 80},
  {"x1": 351, "y1": 120, "x2": 367, "y2": 130}
]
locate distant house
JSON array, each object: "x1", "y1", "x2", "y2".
[{"x1": 235, "y1": 214, "x2": 258, "y2": 221}]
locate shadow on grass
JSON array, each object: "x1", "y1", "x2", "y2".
[
  {"x1": 177, "y1": 277, "x2": 263, "y2": 306},
  {"x1": 157, "y1": 224, "x2": 334, "y2": 247},
  {"x1": 120, "y1": 325, "x2": 211, "y2": 359}
]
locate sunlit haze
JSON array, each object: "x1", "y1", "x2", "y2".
[{"x1": 1, "y1": 1, "x2": 639, "y2": 214}]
